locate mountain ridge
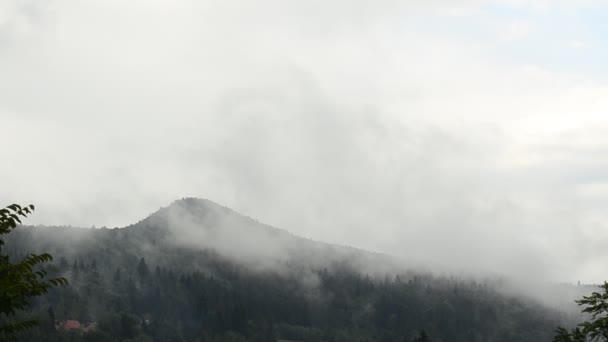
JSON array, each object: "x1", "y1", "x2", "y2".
[
  {"x1": 3, "y1": 197, "x2": 581, "y2": 341},
  {"x1": 7, "y1": 197, "x2": 404, "y2": 278}
]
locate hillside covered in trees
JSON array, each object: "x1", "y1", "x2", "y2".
[{"x1": 3, "y1": 198, "x2": 581, "y2": 341}]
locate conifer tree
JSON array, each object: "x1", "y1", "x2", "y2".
[{"x1": 137, "y1": 257, "x2": 150, "y2": 283}]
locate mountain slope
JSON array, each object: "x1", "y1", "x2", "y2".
[{"x1": 4, "y1": 198, "x2": 574, "y2": 342}]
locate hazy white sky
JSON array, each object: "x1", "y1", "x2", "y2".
[{"x1": 2, "y1": 0, "x2": 608, "y2": 283}]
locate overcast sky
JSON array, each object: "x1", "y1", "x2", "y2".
[{"x1": 2, "y1": 0, "x2": 608, "y2": 283}]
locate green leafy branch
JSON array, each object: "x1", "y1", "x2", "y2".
[
  {"x1": 554, "y1": 282, "x2": 608, "y2": 341},
  {"x1": 0, "y1": 204, "x2": 68, "y2": 339}
]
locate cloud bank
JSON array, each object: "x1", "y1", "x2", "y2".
[{"x1": 2, "y1": 0, "x2": 608, "y2": 283}]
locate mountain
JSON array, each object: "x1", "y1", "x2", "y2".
[
  {"x1": 9, "y1": 198, "x2": 401, "y2": 276},
  {"x1": 4, "y1": 198, "x2": 578, "y2": 341}
]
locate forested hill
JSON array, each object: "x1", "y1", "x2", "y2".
[{"x1": 5, "y1": 198, "x2": 576, "y2": 341}]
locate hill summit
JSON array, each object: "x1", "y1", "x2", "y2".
[{"x1": 4, "y1": 197, "x2": 574, "y2": 342}]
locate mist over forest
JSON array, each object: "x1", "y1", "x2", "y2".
[{"x1": 1, "y1": 198, "x2": 595, "y2": 341}]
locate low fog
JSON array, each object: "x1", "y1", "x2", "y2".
[
  {"x1": 155, "y1": 199, "x2": 406, "y2": 277},
  {"x1": 2, "y1": 0, "x2": 608, "y2": 284}
]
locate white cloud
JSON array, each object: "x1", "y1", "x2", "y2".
[
  {"x1": 502, "y1": 20, "x2": 531, "y2": 41},
  {"x1": 1, "y1": 0, "x2": 608, "y2": 283},
  {"x1": 568, "y1": 40, "x2": 587, "y2": 49}
]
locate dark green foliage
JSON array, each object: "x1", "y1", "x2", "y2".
[
  {"x1": 554, "y1": 282, "x2": 608, "y2": 341},
  {"x1": 0, "y1": 204, "x2": 68, "y2": 340},
  {"x1": 554, "y1": 326, "x2": 587, "y2": 342},
  {"x1": 137, "y1": 258, "x2": 150, "y2": 283},
  {"x1": 4, "y1": 199, "x2": 573, "y2": 341},
  {"x1": 411, "y1": 330, "x2": 430, "y2": 342},
  {"x1": 8, "y1": 226, "x2": 567, "y2": 342}
]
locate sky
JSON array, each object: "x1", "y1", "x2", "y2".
[{"x1": 2, "y1": 0, "x2": 608, "y2": 283}]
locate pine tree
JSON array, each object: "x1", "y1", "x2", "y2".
[
  {"x1": 114, "y1": 268, "x2": 122, "y2": 282},
  {"x1": 59, "y1": 257, "x2": 68, "y2": 270},
  {"x1": 137, "y1": 257, "x2": 150, "y2": 283},
  {"x1": 412, "y1": 330, "x2": 430, "y2": 342}
]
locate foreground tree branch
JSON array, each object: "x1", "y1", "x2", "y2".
[{"x1": 0, "y1": 204, "x2": 68, "y2": 341}]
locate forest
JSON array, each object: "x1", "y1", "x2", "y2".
[{"x1": 2, "y1": 198, "x2": 580, "y2": 341}]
